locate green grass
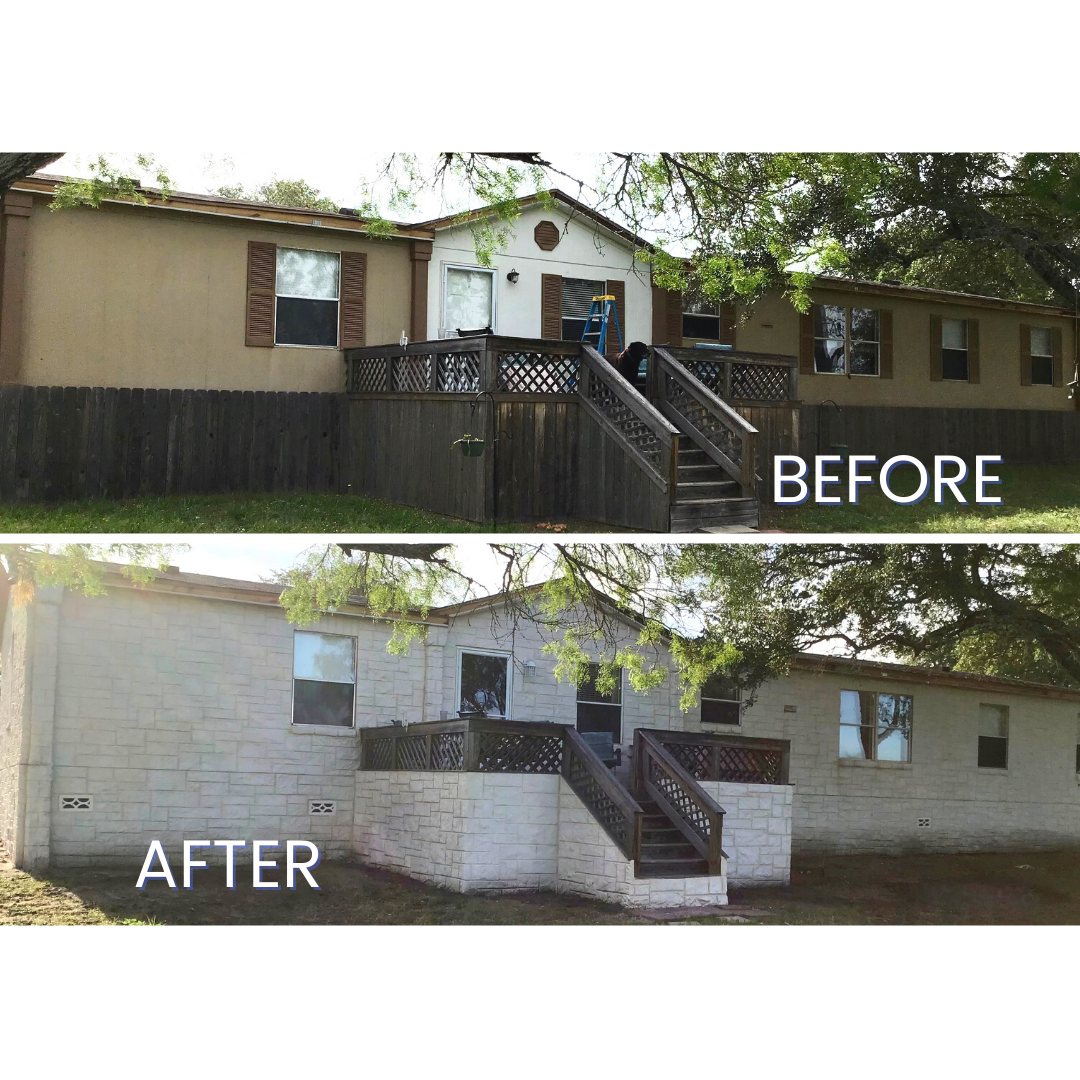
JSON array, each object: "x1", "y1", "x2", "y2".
[
  {"x1": 763, "y1": 462, "x2": 1080, "y2": 533},
  {"x1": 0, "y1": 492, "x2": 592, "y2": 534}
]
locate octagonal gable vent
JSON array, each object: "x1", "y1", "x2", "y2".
[{"x1": 534, "y1": 220, "x2": 561, "y2": 251}]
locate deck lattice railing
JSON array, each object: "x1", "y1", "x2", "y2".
[
  {"x1": 659, "y1": 347, "x2": 799, "y2": 403},
  {"x1": 655, "y1": 729, "x2": 791, "y2": 785}
]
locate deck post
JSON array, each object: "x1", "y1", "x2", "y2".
[{"x1": 722, "y1": 358, "x2": 732, "y2": 401}]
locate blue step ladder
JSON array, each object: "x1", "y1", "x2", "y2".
[{"x1": 580, "y1": 294, "x2": 623, "y2": 356}]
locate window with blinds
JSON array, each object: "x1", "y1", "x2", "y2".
[{"x1": 561, "y1": 278, "x2": 605, "y2": 340}]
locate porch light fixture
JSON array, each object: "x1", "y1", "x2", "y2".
[
  {"x1": 524, "y1": 660, "x2": 537, "y2": 677},
  {"x1": 506, "y1": 269, "x2": 520, "y2": 283}
]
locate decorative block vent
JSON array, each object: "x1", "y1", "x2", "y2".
[
  {"x1": 60, "y1": 796, "x2": 93, "y2": 812},
  {"x1": 917, "y1": 817, "x2": 932, "y2": 829},
  {"x1": 309, "y1": 800, "x2": 336, "y2": 816}
]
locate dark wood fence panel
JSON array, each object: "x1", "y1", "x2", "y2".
[
  {"x1": 0, "y1": 385, "x2": 351, "y2": 503},
  {"x1": 735, "y1": 403, "x2": 800, "y2": 504},
  {"x1": 493, "y1": 399, "x2": 578, "y2": 523},
  {"x1": 800, "y1": 404, "x2": 1080, "y2": 464},
  {"x1": 347, "y1": 394, "x2": 488, "y2": 522}
]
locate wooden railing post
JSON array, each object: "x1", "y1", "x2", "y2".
[
  {"x1": 480, "y1": 339, "x2": 497, "y2": 393},
  {"x1": 787, "y1": 362, "x2": 799, "y2": 402},
  {"x1": 390, "y1": 730, "x2": 399, "y2": 770},
  {"x1": 385, "y1": 354, "x2": 394, "y2": 393},
  {"x1": 463, "y1": 720, "x2": 480, "y2": 772},
  {"x1": 722, "y1": 358, "x2": 732, "y2": 402},
  {"x1": 741, "y1": 428, "x2": 757, "y2": 497}
]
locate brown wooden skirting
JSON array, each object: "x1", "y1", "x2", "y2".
[
  {"x1": 0, "y1": 385, "x2": 351, "y2": 502},
  {"x1": 800, "y1": 403, "x2": 1080, "y2": 464}
]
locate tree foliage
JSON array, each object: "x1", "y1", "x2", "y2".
[
  {"x1": 50, "y1": 153, "x2": 174, "y2": 210},
  {"x1": 367, "y1": 152, "x2": 1080, "y2": 310},
  {"x1": 276, "y1": 543, "x2": 1080, "y2": 715},
  {"x1": 213, "y1": 176, "x2": 339, "y2": 213},
  {"x1": 0, "y1": 544, "x2": 185, "y2": 608}
]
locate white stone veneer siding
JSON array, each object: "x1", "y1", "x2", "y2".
[{"x1": 701, "y1": 782, "x2": 792, "y2": 886}]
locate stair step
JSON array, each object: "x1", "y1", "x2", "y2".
[
  {"x1": 676, "y1": 481, "x2": 741, "y2": 499},
  {"x1": 636, "y1": 857, "x2": 712, "y2": 879},
  {"x1": 669, "y1": 497, "x2": 758, "y2": 533}
]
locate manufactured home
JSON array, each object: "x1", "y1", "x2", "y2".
[{"x1": 4, "y1": 566, "x2": 1080, "y2": 908}]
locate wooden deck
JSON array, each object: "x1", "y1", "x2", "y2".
[
  {"x1": 345, "y1": 336, "x2": 800, "y2": 531},
  {"x1": 359, "y1": 717, "x2": 789, "y2": 880}
]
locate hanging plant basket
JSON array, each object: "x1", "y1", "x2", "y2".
[{"x1": 453, "y1": 434, "x2": 486, "y2": 458}]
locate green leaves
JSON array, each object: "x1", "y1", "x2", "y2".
[{"x1": 51, "y1": 154, "x2": 174, "y2": 210}]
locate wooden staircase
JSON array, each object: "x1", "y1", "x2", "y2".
[
  {"x1": 670, "y1": 436, "x2": 759, "y2": 531},
  {"x1": 635, "y1": 794, "x2": 712, "y2": 878}
]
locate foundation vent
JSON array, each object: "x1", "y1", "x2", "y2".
[
  {"x1": 917, "y1": 817, "x2": 932, "y2": 829},
  {"x1": 309, "y1": 800, "x2": 336, "y2": 816},
  {"x1": 60, "y1": 796, "x2": 93, "y2": 812}
]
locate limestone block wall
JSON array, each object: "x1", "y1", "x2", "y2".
[
  {"x1": 354, "y1": 771, "x2": 732, "y2": 909},
  {"x1": 353, "y1": 771, "x2": 561, "y2": 892},
  {"x1": 44, "y1": 587, "x2": 427, "y2": 866},
  {"x1": 0, "y1": 593, "x2": 30, "y2": 863},
  {"x1": 701, "y1": 782, "x2": 792, "y2": 886},
  {"x1": 687, "y1": 668, "x2": 1080, "y2": 856}
]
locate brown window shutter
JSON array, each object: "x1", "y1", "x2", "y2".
[
  {"x1": 605, "y1": 279, "x2": 626, "y2": 358},
  {"x1": 967, "y1": 318, "x2": 980, "y2": 383},
  {"x1": 245, "y1": 241, "x2": 276, "y2": 347},
  {"x1": 665, "y1": 290, "x2": 683, "y2": 347},
  {"x1": 799, "y1": 309, "x2": 815, "y2": 374},
  {"x1": 1019, "y1": 324, "x2": 1032, "y2": 386},
  {"x1": 1052, "y1": 326, "x2": 1064, "y2": 387},
  {"x1": 339, "y1": 250, "x2": 367, "y2": 349},
  {"x1": 719, "y1": 302, "x2": 737, "y2": 348},
  {"x1": 929, "y1": 314, "x2": 942, "y2": 381},
  {"x1": 650, "y1": 283, "x2": 667, "y2": 344},
  {"x1": 541, "y1": 274, "x2": 562, "y2": 338},
  {"x1": 879, "y1": 309, "x2": 893, "y2": 379}
]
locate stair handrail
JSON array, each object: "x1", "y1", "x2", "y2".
[
  {"x1": 634, "y1": 728, "x2": 725, "y2": 876},
  {"x1": 652, "y1": 346, "x2": 758, "y2": 497},
  {"x1": 562, "y1": 725, "x2": 644, "y2": 862},
  {"x1": 578, "y1": 343, "x2": 680, "y2": 494}
]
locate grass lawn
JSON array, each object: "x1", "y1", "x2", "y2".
[
  {"x1": 5, "y1": 850, "x2": 1080, "y2": 925},
  {"x1": 762, "y1": 462, "x2": 1080, "y2": 533},
  {"x1": 0, "y1": 492, "x2": 597, "y2": 534}
]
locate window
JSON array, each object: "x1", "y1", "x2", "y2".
[
  {"x1": 700, "y1": 673, "x2": 741, "y2": 725},
  {"x1": 941, "y1": 317, "x2": 969, "y2": 381},
  {"x1": 978, "y1": 703, "x2": 1009, "y2": 769},
  {"x1": 839, "y1": 690, "x2": 912, "y2": 761},
  {"x1": 1030, "y1": 327, "x2": 1054, "y2": 386},
  {"x1": 576, "y1": 663, "x2": 623, "y2": 741},
  {"x1": 443, "y1": 265, "x2": 495, "y2": 336},
  {"x1": 683, "y1": 298, "x2": 722, "y2": 341},
  {"x1": 561, "y1": 277, "x2": 605, "y2": 340},
  {"x1": 459, "y1": 651, "x2": 509, "y2": 717},
  {"x1": 275, "y1": 247, "x2": 340, "y2": 347},
  {"x1": 813, "y1": 305, "x2": 879, "y2": 376},
  {"x1": 292, "y1": 631, "x2": 355, "y2": 727}
]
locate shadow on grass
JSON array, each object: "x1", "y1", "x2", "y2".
[{"x1": 25, "y1": 861, "x2": 641, "y2": 926}]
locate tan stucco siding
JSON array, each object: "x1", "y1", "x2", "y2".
[
  {"x1": 735, "y1": 288, "x2": 1078, "y2": 411},
  {"x1": 17, "y1": 197, "x2": 413, "y2": 392}
]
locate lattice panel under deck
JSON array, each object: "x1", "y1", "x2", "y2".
[
  {"x1": 366, "y1": 738, "x2": 394, "y2": 770},
  {"x1": 476, "y1": 733, "x2": 563, "y2": 773},
  {"x1": 567, "y1": 754, "x2": 633, "y2": 854},
  {"x1": 393, "y1": 355, "x2": 432, "y2": 392},
  {"x1": 436, "y1": 352, "x2": 481, "y2": 392},
  {"x1": 648, "y1": 758, "x2": 712, "y2": 842},
  {"x1": 349, "y1": 357, "x2": 387, "y2": 393},
  {"x1": 496, "y1": 352, "x2": 578, "y2": 394},
  {"x1": 431, "y1": 732, "x2": 465, "y2": 771},
  {"x1": 588, "y1": 378, "x2": 663, "y2": 469}
]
